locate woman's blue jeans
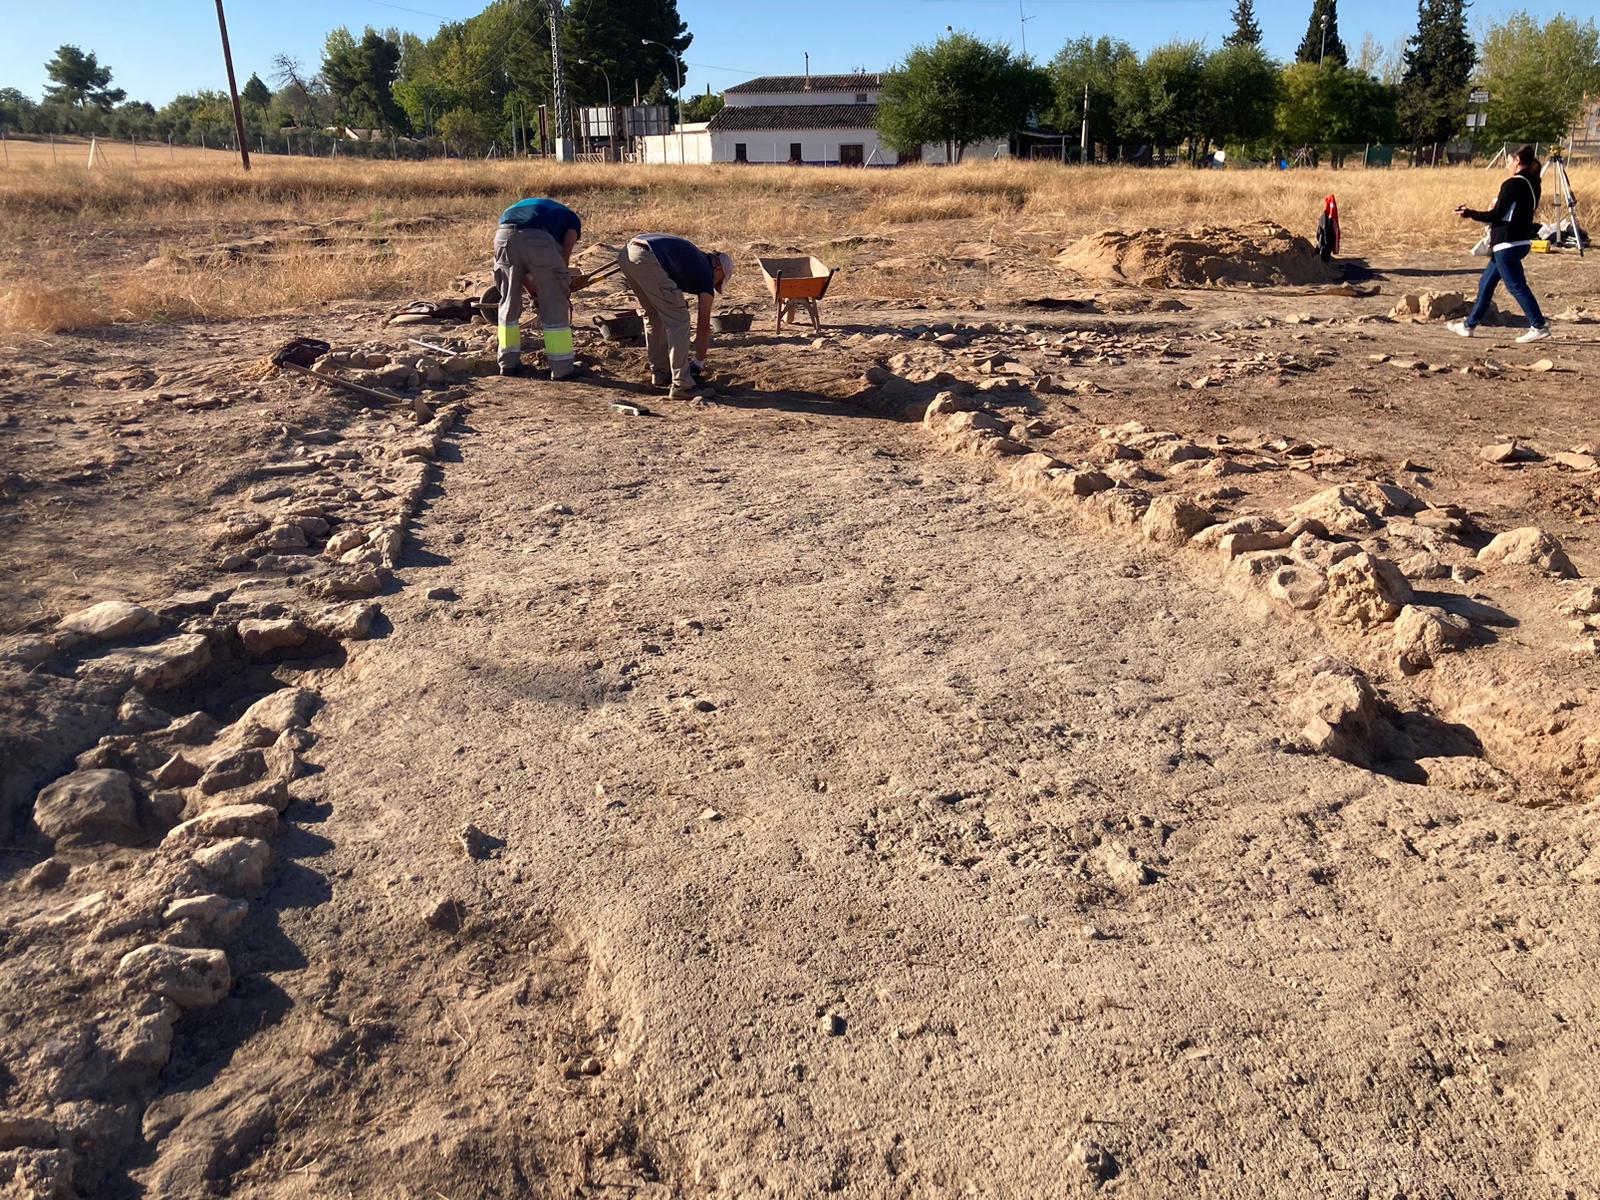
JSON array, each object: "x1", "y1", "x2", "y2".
[{"x1": 1467, "y1": 244, "x2": 1546, "y2": 329}]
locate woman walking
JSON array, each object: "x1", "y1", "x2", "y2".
[{"x1": 1448, "y1": 144, "x2": 1551, "y2": 343}]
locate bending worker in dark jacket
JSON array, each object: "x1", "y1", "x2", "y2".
[
  {"x1": 616, "y1": 234, "x2": 734, "y2": 399},
  {"x1": 1448, "y1": 144, "x2": 1552, "y2": 343},
  {"x1": 494, "y1": 197, "x2": 581, "y2": 378}
]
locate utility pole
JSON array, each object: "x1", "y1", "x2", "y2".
[
  {"x1": 578, "y1": 59, "x2": 615, "y2": 162},
  {"x1": 214, "y1": 0, "x2": 251, "y2": 171},
  {"x1": 545, "y1": 0, "x2": 574, "y2": 161},
  {"x1": 1018, "y1": 0, "x2": 1034, "y2": 58},
  {"x1": 1080, "y1": 81, "x2": 1089, "y2": 165},
  {"x1": 641, "y1": 38, "x2": 685, "y2": 163},
  {"x1": 1319, "y1": 14, "x2": 1329, "y2": 65}
]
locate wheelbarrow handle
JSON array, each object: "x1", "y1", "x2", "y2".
[{"x1": 277, "y1": 360, "x2": 402, "y2": 405}]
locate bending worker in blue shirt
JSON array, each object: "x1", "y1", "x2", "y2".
[
  {"x1": 493, "y1": 197, "x2": 581, "y2": 379},
  {"x1": 615, "y1": 234, "x2": 734, "y2": 399}
]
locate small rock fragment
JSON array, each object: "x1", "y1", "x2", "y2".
[
  {"x1": 151, "y1": 753, "x2": 203, "y2": 788},
  {"x1": 1140, "y1": 496, "x2": 1216, "y2": 545},
  {"x1": 193, "y1": 836, "x2": 272, "y2": 895},
  {"x1": 1266, "y1": 565, "x2": 1329, "y2": 611},
  {"x1": 1393, "y1": 604, "x2": 1473, "y2": 671},
  {"x1": 458, "y1": 823, "x2": 501, "y2": 860},
  {"x1": 238, "y1": 687, "x2": 320, "y2": 733},
  {"x1": 163, "y1": 894, "x2": 250, "y2": 939},
  {"x1": 34, "y1": 769, "x2": 138, "y2": 845},
  {"x1": 165, "y1": 804, "x2": 279, "y2": 843},
  {"x1": 1476, "y1": 527, "x2": 1576, "y2": 577},
  {"x1": 424, "y1": 897, "x2": 466, "y2": 933},
  {"x1": 1323, "y1": 552, "x2": 1412, "y2": 628},
  {"x1": 237, "y1": 618, "x2": 310, "y2": 657},
  {"x1": 197, "y1": 749, "x2": 268, "y2": 796},
  {"x1": 1296, "y1": 661, "x2": 1386, "y2": 767},
  {"x1": 1067, "y1": 1140, "x2": 1118, "y2": 1184},
  {"x1": 24, "y1": 858, "x2": 70, "y2": 890},
  {"x1": 305, "y1": 601, "x2": 379, "y2": 641},
  {"x1": 58, "y1": 601, "x2": 159, "y2": 641},
  {"x1": 115, "y1": 944, "x2": 232, "y2": 1009}
]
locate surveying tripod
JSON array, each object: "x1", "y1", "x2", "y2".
[{"x1": 1542, "y1": 149, "x2": 1585, "y2": 256}]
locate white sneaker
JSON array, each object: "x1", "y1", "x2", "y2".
[
  {"x1": 1445, "y1": 320, "x2": 1474, "y2": 337},
  {"x1": 1515, "y1": 325, "x2": 1552, "y2": 343}
]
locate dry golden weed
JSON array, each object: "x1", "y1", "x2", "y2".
[
  {"x1": 1, "y1": 156, "x2": 1593, "y2": 333},
  {"x1": 0, "y1": 283, "x2": 101, "y2": 334}
]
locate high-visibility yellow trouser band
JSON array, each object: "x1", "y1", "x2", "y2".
[
  {"x1": 498, "y1": 324, "x2": 521, "y2": 353},
  {"x1": 543, "y1": 326, "x2": 574, "y2": 361}
]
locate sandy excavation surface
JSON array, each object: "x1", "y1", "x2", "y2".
[{"x1": 3, "y1": 218, "x2": 1600, "y2": 1197}]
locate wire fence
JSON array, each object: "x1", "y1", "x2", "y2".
[
  {"x1": 5, "y1": 129, "x2": 1598, "y2": 172},
  {"x1": 0, "y1": 129, "x2": 543, "y2": 168}
]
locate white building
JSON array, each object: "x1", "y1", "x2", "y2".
[
  {"x1": 638, "y1": 72, "x2": 1010, "y2": 166},
  {"x1": 636, "y1": 121, "x2": 713, "y2": 164}
]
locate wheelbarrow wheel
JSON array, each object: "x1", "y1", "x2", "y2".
[{"x1": 477, "y1": 285, "x2": 501, "y2": 325}]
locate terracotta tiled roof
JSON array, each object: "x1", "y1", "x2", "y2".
[
  {"x1": 725, "y1": 73, "x2": 881, "y2": 95},
  {"x1": 708, "y1": 103, "x2": 879, "y2": 133}
]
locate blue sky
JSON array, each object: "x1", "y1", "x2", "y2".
[{"x1": 0, "y1": 1, "x2": 1581, "y2": 107}]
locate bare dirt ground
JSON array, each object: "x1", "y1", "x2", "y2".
[{"x1": 4, "y1": 170, "x2": 1600, "y2": 1197}]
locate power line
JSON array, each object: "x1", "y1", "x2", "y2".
[{"x1": 363, "y1": 0, "x2": 455, "y2": 19}]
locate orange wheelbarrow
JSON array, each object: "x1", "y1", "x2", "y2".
[{"x1": 757, "y1": 255, "x2": 838, "y2": 334}]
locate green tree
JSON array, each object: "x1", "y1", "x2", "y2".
[
  {"x1": 1225, "y1": 0, "x2": 1264, "y2": 48},
  {"x1": 271, "y1": 54, "x2": 328, "y2": 127},
  {"x1": 0, "y1": 87, "x2": 41, "y2": 133},
  {"x1": 1202, "y1": 43, "x2": 1280, "y2": 150},
  {"x1": 241, "y1": 73, "x2": 272, "y2": 110},
  {"x1": 566, "y1": 0, "x2": 692, "y2": 108},
  {"x1": 1479, "y1": 13, "x2": 1600, "y2": 145},
  {"x1": 1296, "y1": 0, "x2": 1348, "y2": 66},
  {"x1": 323, "y1": 27, "x2": 405, "y2": 132},
  {"x1": 157, "y1": 91, "x2": 237, "y2": 143},
  {"x1": 392, "y1": 80, "x2": 458, "y2": 136},
  {"x1": 43, "y1": 44, "x2": 125, "y2": 109},
  {"x1": 1357, "y1": 33, "x2": 1406, "y2": 86},
  {"x1": 1113, "y1": 40, "x2": 1207, "y2": 155},
  {"x1": 681, "y1": 91, "x2": 724, "y2": 122},
  {"x1": 1047, "y1": 36, "x2": 1136, "y2": 155},
  {"x1": 437, "y1": 106, "x2": 487, "y2": 155},
  {"x1": 1276, "y1": 61, "x2": 1398, "y2": 146},
  {"x1": 1397, "y1": 0, "x2": 1474, "y2": 146},
  {"x1": 876, "y1": 32, "x2": 1048, "y2": 162}
]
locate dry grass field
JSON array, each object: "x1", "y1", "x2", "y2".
[
  {"x1": 3, "y1": 156, "x2": 1593, "y2": 331},
  {"x1": 5, "y1": 156, "x2": 1600, "y2": 1198}
]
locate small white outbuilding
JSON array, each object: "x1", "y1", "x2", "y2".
[{"x1": 639, "y1": 72, "x2": 1009, "y2": 166}]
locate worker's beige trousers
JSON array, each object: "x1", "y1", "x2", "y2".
[
  {"x1": 493, "y1": 225, "x2": 575, "y2": 378},
  {"x1": 617, "y1": 239, "x2": 694, "y2": 388}
]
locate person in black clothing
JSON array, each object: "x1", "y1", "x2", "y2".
[{"x1": 1448, "y1": 144, "x2": 1551, "y2": 343}]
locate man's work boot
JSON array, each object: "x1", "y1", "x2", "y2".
[
  {"x1": 499, "y1": 362, "x2": 525, "y2": 378},
  {"x1": 668, "y1": 382, "x2": 711, "y2": 401},
  {"x1": 650, "y1": 367, "x2": 672, "y2": 388}
]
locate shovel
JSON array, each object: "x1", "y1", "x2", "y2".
[
  {"x1": 570, "y1": 261, "x2": 623, "y2": 293},
  {"x1": 269, "y1": 338, "x2": 402, "y2": 405}
]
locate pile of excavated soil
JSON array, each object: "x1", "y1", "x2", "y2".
[{"x1": 1058, "y1": 222, "x2": 1337, "y2": 289}]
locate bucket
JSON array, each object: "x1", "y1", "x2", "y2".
[
  {"x1": 593, "y1": 309, "x2": 644, "y2": 341},
  {"x1": 711, "y1": 305, "x2": 753, "y2": 334}
]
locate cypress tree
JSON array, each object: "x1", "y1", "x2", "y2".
[
  {"x1": 1296, "y1": 0, "x2": 1348, "y2": 66},
  {"x1": 1224, "y1": 0, "x2": 1263, "y2": 48},
  {"x1": 1399, "y1": 0, "x2": 1475, "y2": 146}
]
